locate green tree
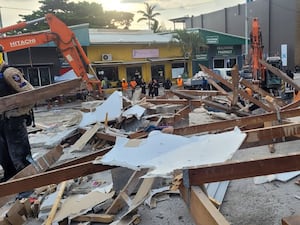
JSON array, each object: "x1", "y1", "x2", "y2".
[
  {"x1": 137, "y1": 3, "x2": 160, "y2": 31},
  {"x1": 171, "y1": 29, "x2": 207, "y2": 75},
  {"x1": 18, "y1": 0, "x2": 134, "y2": 32},
  {"x1": 172, "y1": 29, "x2": 207, "y2": 59}
]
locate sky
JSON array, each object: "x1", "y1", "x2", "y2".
[{"x1": 0, "y1": 0, "x2": 246, "y2": 29}]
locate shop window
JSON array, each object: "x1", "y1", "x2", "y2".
[
  {"x1": 126, "y1": 66, "x2": 142, "y2": 84},
  {"x1": 27, "y1": 68, "x2": 40, "y2": 86},
  {"x1": 151, "y1": 65, "x2": 165, "y2": 83},
  {"x1": 40, "y1": 67, "x2": 51, "y2": 86},
  {"x1": 27, "y1": 66, "x2": 51, "y2": 86},
  {"x1": 96, "y1": 67, "x2": 118, "y2": 81}
]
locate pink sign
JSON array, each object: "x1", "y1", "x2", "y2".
[{"x1": 132, "y1": 49, "x2": 159, "y2": 58}]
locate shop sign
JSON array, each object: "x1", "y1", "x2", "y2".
[
  {"x1": 195, "y1": 54, "x2": 208, "y2": 60},
  {"x1": 206, "y1": 36, "x2": 219, "y2": 44},
  {"x1": 217, "y1": 46, "x2": 234, "y2": 56}
]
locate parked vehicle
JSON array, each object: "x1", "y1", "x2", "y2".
[{"x1": 184, "y1": 71, "x2": 209, "y2": 90}]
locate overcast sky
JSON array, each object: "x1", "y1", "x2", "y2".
[{"x1": 0, "y1": 0, "x2": 246, "y2": 29}]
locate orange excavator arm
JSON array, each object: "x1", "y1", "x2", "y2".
[
  {"x1": 0, "y1": 13, "x2": 101, "y2": 93},
  {"x1": 250, "y1": 17, "x2": 265, "y2": 82}
]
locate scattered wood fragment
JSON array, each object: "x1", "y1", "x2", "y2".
[
  {"x1": 70, "y1": 122, "x2": 101, "y2": 152},
  {"x1": 44, "y1": 181, "x2": 67, "y2": 225},
  {"x1": 72, "y1": 213, "x2": 114, "y2": 223}
]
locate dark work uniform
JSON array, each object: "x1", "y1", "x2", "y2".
[{"x1": 0, "y1": 66, "x2": 31, "y2": 181}]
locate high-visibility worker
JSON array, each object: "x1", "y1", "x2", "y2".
[
  {"x1": 176, "y1": 75, "x2": 183, "y2": 88},
  {"x1": 121, "y1": 78, "x2": 128, "y2": 91},
  {"x1": 294, "y1": 90, "x2": 300, "y2": 102}
]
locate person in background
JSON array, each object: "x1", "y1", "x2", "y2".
[
  {"x1": 148, "y1": 80, "x2": 154, "y2": 97},
  {"x1": 153, "y1": 79, "x2": 160, "y2": 97},
  {"x1": 101, "y1": 77, "x2": 107, "y2": 89},
  {"x1": 163, "y1": 79, "x2": 172, "y2": 90},
  {"x1": 0, "y1": 59, "x2": 35, "y2": 182},
  {"x1": 140, "y1": 79, "x2": 146, "y2": 95},
  {"x1": 176, "y1": 75, "x2": 183, "y2": 89},
  {"x1": 130, "y1": 77, "x2": 137, "y2": 96},
  {"x1": 121, "y1": 78, "x2": 128, "y2": 96}
]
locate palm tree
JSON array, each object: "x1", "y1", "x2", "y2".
[{"x1": 137, "y1": 3, "x2": 160, "y2": 30}]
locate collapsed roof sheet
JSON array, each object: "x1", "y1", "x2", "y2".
[
  {"x1": 95, "y1": 128, "x2": 246, "y2": 178},
  {"x1": 79, "y1": 91, "x2": 123, "y2": 128}
]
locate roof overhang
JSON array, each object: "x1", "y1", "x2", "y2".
[{"x1": 91, "y1": 58, "x2": 186, "y2": 67}]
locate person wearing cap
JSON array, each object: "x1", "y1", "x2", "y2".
[
  {"x1": 121, "y1": 78, "x2": 128, "y2": 97},
  {"x1": 0, "y1": 54, "x2": 35, "y2": 182},
  {"x1": 176, "y1": 75, "x2": 183, "y2": 89}
]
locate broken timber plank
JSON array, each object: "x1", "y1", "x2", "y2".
[
  {"x1": 281, "y1": 214, "x2": 300, "y2": 225},
  {"x1": 180, "y1": 185, "x2": 230, "y2": 225},
  {"x1": 0, "y1": 78, "x2": 82, "y2": 113},
  {"x1": 72, "y1": 214, "x2": 114, "y2": 223},
  {"x1": 231, "y1": 65, "x2": 240, "y2": 106},
  {"x1": 44, "y1": 181, "x2": 67, "y2": 225},
  {"x1": 175, "y1": 90, "x2": 222, "y2": 96},
  {"x1": 260, "y1": 59, "x2": 300, "y2": 91},
  {"x1": 106, "y1": 168, "x2": 149, "y2": 214},
  {"x1": 207, "y1": 79, "x2": 235, "y2": 104},
  {"x1": 186, "y1": 151, "x2": 300, "y2": 185},
  {"x1": 174, "y1": 107, "x2": 300, "y2": 136},
  {"x1": 0, "y1": 145, "x2": 63, "y2": 208},
  {"x1": 281, "y1": 99, "x2": 300, "y2": 110},
  {"x1": 200, "y1": 64, "x2": 273, "y2": 112},
  {"x1": 70, "y1": 122, "x2": 101, "y2": 152},
  {"x1": 241, "y1": 122, "x2": 300, "y2": 148},
  {"x1": 174, "y1": 105, "x2": 191, "y2": 123},
  {"x1": 240, "y1": 77, "x2": 285, "y2": 107},
  {"x1": 0, "y1": 161, "x2": 114, "y2": 198},
  {"x1": 146, "y1": 99, "x2": 189, "y2": 105}
]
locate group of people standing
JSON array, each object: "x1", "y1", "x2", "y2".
[{"x1": 121, "y1": 75, "x2": 184, "y2": 98}]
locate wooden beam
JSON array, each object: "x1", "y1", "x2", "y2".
[
  {"x1": 44, "y1": 181, "x2": 67, "y2": 225},
  {"x1": 50, "y1": 146, "x2": 112, "y2": 170},
  {"x1": 241, "y1": 122, "x2": 300, "y2": 148},
  {"x1": 174, "y1": 90, "x2": 222, "y2": 96},
  {"x1": 281, "y1": 100, "x2": 300, "y2": 110},
  {"x1": 146, "y1": 99, "x2": 189, "y2": 105},
  {"x1": 260, "y1": 59, "x2": 300, "y2": 91},
  {"x1": 180, "y1": 185, "x2": 230, "y2": 225},
  {"x1": 72, "y1": 214, "x2": 114, "y2": 223},
  {"x1": 0, "y1": 160, "x2": 114, "y2": 198},
  {"x1": 202, "y1": 98, "x2": 250, "y2": 117},
  {"x1": 174, "y1": 105, "x2": 192, "y2": 123},
  {"x1": 200, "y1": 65, "x2": 273, "y2": 112},
  {"x1": 231, "y1": 65, "x2": 239, "y2": 106},
  {"x1": 208, "y1": 79, "x2": 233, "y2": 102},
  {"x1": 171, "y1": 90, "x2": 198, "y2": 100},
  {"x1": 70, "y1": 122, "x2": 101, "y2": 152},
  {"x1": 174, "y1": 107, "x2": 300, "y2": 136},
  {"x1": 187, "y1": 152, "x2": 300, "y2": 185},
  {"x1": 240, "y1": 77, "x2": 285, "y2": 107},
  {"x1": 0, "y1": 78, "x2": 82, "y2": 113}
]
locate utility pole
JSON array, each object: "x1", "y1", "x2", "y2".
[{"x1": 245, "y1": 0, "x2": 248, "y2": 65}]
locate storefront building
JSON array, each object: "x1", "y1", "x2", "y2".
[
  {"x1": 190, "y1": 28, "x2": 246, "y2": 75},
  {"x1": 87, "y1": 29, "x2": 190, "y2": 86}
]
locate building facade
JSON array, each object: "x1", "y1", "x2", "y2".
[
  {"x1": 87, "y1": 29, "x2": 188, "y2": 85},
  {"x1": 183, "y1": 0, "x2": 298, "y2": 70}
]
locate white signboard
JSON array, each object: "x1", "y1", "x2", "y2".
[
  {"x1": 132, "y1": 49, "x2": 159, "y2": 58},
  {"x1": 281, "y1": 44, "x2": 287, "y2": 66}
]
